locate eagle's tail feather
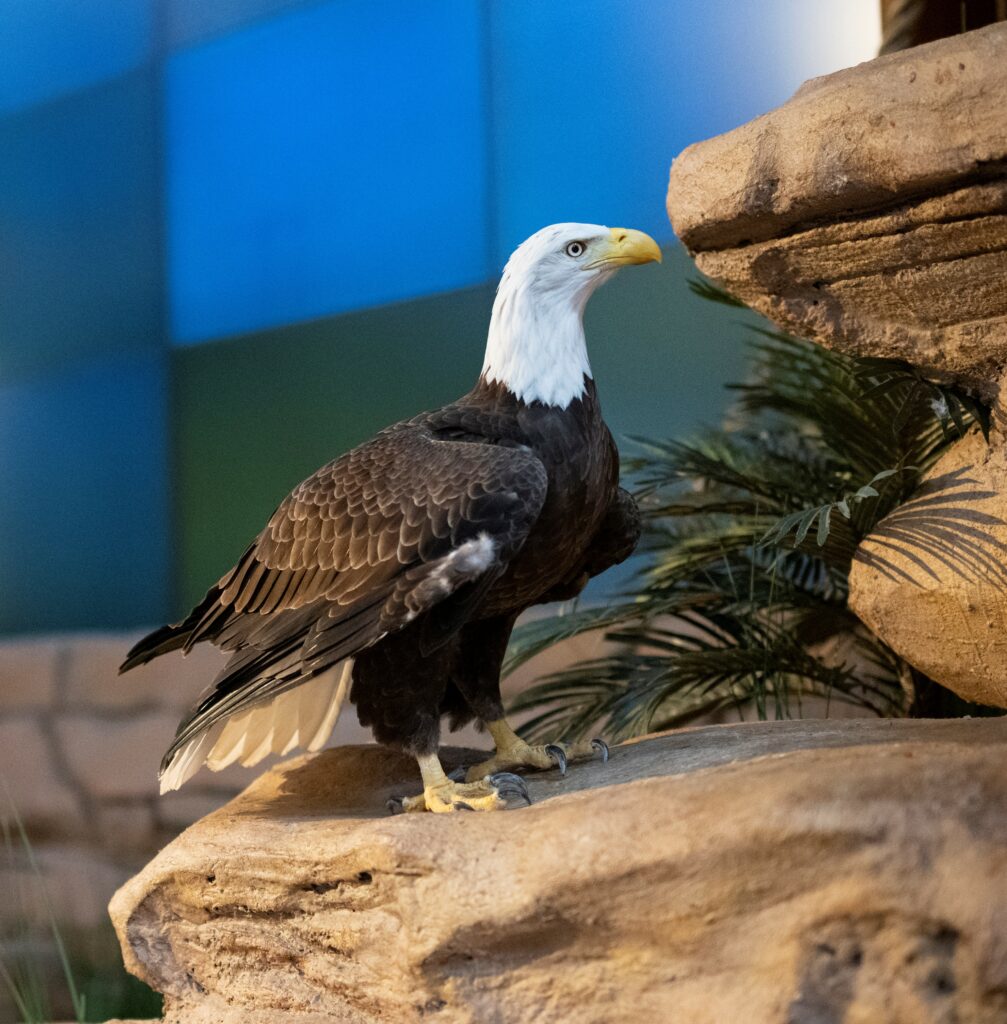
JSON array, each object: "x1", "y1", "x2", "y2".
[
  {"x1": 119, "y1": 587, "x2": 225, "y2": 673},
  {"x1": 158, "y1": 660, "x2": 352, "y2": 794},
  {"x1": 120, "y1": 622, "x2": 192, "y2": 673}
]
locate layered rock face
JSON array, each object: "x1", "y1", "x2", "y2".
[
  {"x1": 668, "y1": 24, "x2": 1007, "y2": 396},
  {"x1": 668, "y1": 23, "x2": 1007, "y2": 708},
  {"x1": 111, "y1": 720, "x2": 1007, "y2": 1024}
]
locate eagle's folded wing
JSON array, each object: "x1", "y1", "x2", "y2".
[{"x1": 122, "y1": 422, "x2": 547, "y2": 789}]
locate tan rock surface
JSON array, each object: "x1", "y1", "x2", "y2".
[
  {"x1": 667, "y1": 24, "x2": 1007, "y2": 393},
  {"x1": 849, "y1": 430, "x2": 1007, "y2": 708},
  {"x1": 111, "y1": 718, "x2": 1007, "y2": 1024}
]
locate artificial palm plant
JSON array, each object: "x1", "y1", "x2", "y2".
[{"x1": 507, "y1": 286, "x2": 991, "y2": 743}]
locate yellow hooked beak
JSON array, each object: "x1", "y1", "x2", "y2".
[{"x1": 587, "y1": 227, "x2": 662, "y2": 269}]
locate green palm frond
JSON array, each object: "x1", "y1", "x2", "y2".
[
  {"x1": 511, "y1": 612, "x2": 903, "y2": 744},
  {"x1": 759, "y1": 467, "x2": 914, "y2": 556},
  {"x1": 685, "y1": 278, "x2": 747, "y2": 308},
  {"x1": 502, "y1": 602, "x2": 640, "y2": 677},
  {"x1": 507, "y1": 317, "x2": 992, "y2": 742}
]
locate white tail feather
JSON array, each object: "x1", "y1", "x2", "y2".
[
  {"x1": 306, "y1": 665, "x2": 349, "y2": 751},
  {"x1": 159, "y1": 661, "x2": 353, "y2": 795},
  {"x1": 158, "y1": 723, "x2": 223, "y2": 794}
]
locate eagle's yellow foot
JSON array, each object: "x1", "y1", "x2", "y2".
[
  {"x1": 388, "y1": 753, "x2": 529, "y2": 814},
  {"x1": 464, "y1": 720, "x2": 609, "y2": 783}
]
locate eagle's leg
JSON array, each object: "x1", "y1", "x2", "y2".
[
  {"x1": 464, "y1": 719, "x2": 608, "y2": 783},
  {"x1": 392, "y1": 753, "x2": 530, "y2": 814}
]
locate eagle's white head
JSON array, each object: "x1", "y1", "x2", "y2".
[{"x1": 481, "y1": 223, "x2": 661, "y2": 408}]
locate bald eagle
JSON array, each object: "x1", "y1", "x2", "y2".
[{"x1": 122, "y1": 224, "x2": 660, "y2": 812}]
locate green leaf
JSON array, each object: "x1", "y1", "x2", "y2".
[
  {"x1": 816, "y1": 505, "x2": 831, "y2": 547},
  {"x1": 687, "y1": 277, "x2": 747, "y2": 308},
  {"x1": 869, "y1": 469, "x2": 899, "y2": 483},
  {"x1": 793, "y1": 507, "x2": 820, "y2": 546},
  {"x1": 957, "y1": 392, "x2": 992, "y2": 443}
]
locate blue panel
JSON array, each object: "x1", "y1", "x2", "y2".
[
  {"x1": 488, "y1": 0, "x2": 867, "y2": 263},
  {"x1": 0, "y1": 352, "x2": 172, "y2": 634},
  {"x1": 0, "y1": 71, "x2": 163, "y2": 382},
  {"x1": 165, "y1": 0, "x2": 489, "y2": 345},
  {"x1": 0, "y1": 0, "x2": 152, "y2": 116},
  {"x1": 165, "y1": 0, "x2": 306, "y2": 48}
]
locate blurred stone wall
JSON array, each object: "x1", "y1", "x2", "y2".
[
  {"x1": 0, "y1": 634, "x2": 237, "y2": 935},
  {"x1": 0, "y1": 626, "x2": 601, "y2": 938}
]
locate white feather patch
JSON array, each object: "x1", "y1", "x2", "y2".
[
  {"x1": 159, "y1": 660, "x2": 353, "y2": 794},
  {"x1": 481, "y1": 222, "x2": 613, "y2": 408}
]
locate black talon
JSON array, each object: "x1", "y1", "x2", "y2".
[
  {"x1": 498, "y1": 786, "x2": 532, "y2": 807},
  {"x1": 489, "y1": 772, "x2": 532, "y2": 807},
  {"x1": 387, "y1": 796, "x2": 405, "y2": 815},
  {"x1": 447, "y1": 766, "x2": 468, "y2": 782},
  {"x1": 545, "y1": 743, "x2": 568, "y2": 775},
  {"x1": 591, "y1": 738, "x2": 610, "y2": 762},
  {"x1": 495, "y1": 779, "x2": 527, "y2": 795},
  {"x1": 489, "y1": 771, "x2": 527, "y2": 789}
]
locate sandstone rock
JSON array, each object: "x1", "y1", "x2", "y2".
[
  {"x1": 849, "y1": 429, "x2": 1007, "y2": 708},
  {"x1": 111, "y1": 718, "x2": 1007, "y2": 1024},
  {"x1": 666, "y1": 24, "x2": 1007, "y2": 394}
]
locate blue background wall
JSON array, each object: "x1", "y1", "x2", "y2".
[{"x1": 0, "y1": 0, "x2": 880, "y2": 633}]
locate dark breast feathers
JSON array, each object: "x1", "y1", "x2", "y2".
[{"x1": 123, "y1": 377, "x2": 636, "y2": 770}]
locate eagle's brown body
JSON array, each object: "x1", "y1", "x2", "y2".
[
  {"x1": 125, "y1": 375, "x2": 638, "y2": 767},
  {"x1": 352, "y1": 377, "x2": 639, "y2": 755},
  {"x1": 435, "y1": 377, "x2": 627, "y2": 614}
]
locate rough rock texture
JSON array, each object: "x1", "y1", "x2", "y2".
[
  {"x1": 849, "y1": 430, "x2": 1007, "y2": 708},
  {"x1": 667, "y1": 24, "x2": 1007, "y2": 394},
  {"x1": 111, "y1": 719, "x2": 1007, "y2": 1024}
]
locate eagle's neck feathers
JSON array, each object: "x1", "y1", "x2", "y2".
[{"x1": 480, "y1": 265, "x2": 601, "y2": 410}]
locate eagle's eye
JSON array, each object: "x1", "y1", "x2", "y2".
[{"x1": 564, "y1": 240, "x2": 586, "y2": 258}]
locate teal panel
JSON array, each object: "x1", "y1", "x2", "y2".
[
  {"x1": 587, "y1": 245, "x2": 755, "y2": 441},
  {"x1": 0, "y1": 352, "x2": 172, "y2": 635},
  {"x1": 0, "y1": 70, "x2": 163, "y2": 384},
  {"x1": 172, "y1": 284, "x2": 495, "y2": 609}
]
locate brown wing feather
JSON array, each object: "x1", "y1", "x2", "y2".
[
  {"x1": 138, "y1": 420, "x2": 547, "y2": 769},
  {"x1": 174, "y1": 424, "x2": 540, "y2": 645}
]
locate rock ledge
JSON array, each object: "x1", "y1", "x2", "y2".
[
  {"x1": 111, "y1": 718, "x2": 1007, "y2": 1023},
  {"x1": 667, "y1": 23, "x2": 1007, "y2": 392}
]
